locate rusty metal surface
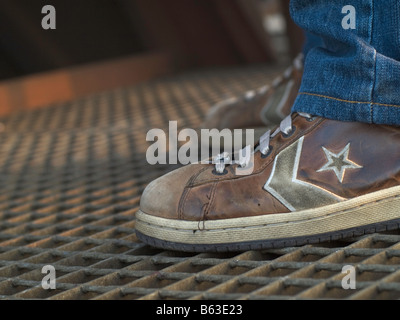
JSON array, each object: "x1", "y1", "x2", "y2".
[{"x1": 0, "y1": 65, "x2": 399, "y2": 300}]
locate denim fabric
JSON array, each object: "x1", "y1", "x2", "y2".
[
  {"x1": 302, "y1": 32, "x2": 324, "y2": 56},
  {"x1": 290, "y1": 0, "x2": 400, "y2": 126}
]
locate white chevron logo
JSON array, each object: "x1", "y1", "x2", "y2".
[{"x1": 263, "y1": 136, "x2": 344, "y2": 212}]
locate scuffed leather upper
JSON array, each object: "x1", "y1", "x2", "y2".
[{"x1": 140, "y1": 114, "x2": 400, "y2": 221}]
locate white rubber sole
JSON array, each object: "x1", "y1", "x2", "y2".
[{"x1": 135, "y1": 185, "x2": 400, "y2": 251}]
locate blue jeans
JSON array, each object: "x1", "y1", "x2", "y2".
[{"x1": 290, "y1": 0, "x2": 400, "y2": 126}]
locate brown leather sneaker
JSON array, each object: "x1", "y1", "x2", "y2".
[
  {"x1": 202, "y1": 53, "x2": 304, "y2": 131},
  {"x1": 136, "y1": 113, "x2": 400, "y2": 252}
]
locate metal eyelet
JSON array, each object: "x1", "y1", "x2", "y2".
[
  {"x1": 212, "y1": 169, "x2": 228, "y2": 176},
  {"x1": 260, "y1": 146, "x2": 273, "y2": 159},
  {"x1": 282, "y1": 126, "x2": 296, "y2": 138},
  {"x1": 306, "y1": 116, "x2": 317, "y2": 122}
]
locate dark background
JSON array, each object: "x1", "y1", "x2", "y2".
[
  {"x1": 0, "y1": 0, "x2": 302, "y2": 80},
  {"x1": 0, "y1": 0, "x2": 303, "y2": 115}
]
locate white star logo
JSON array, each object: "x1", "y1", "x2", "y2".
[{"x1": 317, "y1": 143, "x2": 362, "y2": 183}]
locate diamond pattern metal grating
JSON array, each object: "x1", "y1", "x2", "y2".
[{"x1": 0, "y1": 65, "x2": 399, "y2": 300}]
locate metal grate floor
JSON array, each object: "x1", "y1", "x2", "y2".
[{"x1": 0, "y1": 65, "x2": 400, "y2": 300}]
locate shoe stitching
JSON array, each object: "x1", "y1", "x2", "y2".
[
  {"x1": 197, "y1": 181, "x2": 218, "y2": 231},
  {"x1": 178, "y1": 167, "x2": 209, "y2": 220}
]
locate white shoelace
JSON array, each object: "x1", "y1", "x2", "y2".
[
  {"x1": 212, "y1": 112, "x2": 313, "y2": 174},
  {"x1": 242, "y1": 53, "x2": 304, "y2": 103}
]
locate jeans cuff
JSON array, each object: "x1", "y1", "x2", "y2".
[{"x1": 292, "y1": 92, "x2": 400, "y2": 126}]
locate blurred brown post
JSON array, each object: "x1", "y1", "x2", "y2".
[{"x1": 281, "y1": 0, "x2": 305, "y2": 58}]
